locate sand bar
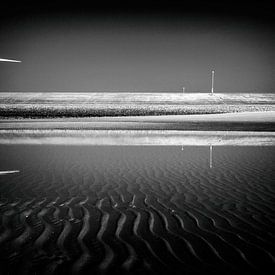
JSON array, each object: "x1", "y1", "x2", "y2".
[
  {"x1": 1, "y1": 111, "x2": 275, "y2": 131},
  {"x1": 0, "y1": 130, "x2": 274, "y2": 145}
]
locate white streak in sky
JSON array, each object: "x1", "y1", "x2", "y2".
[
  {"x1": 0, "y1": 170, "x2": 20, "y2": 175},
  {"x1": 0, "y1": 58, "x2": 22, "y2": 63}
]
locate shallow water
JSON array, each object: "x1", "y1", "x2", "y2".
[{"x1": 0, "y1": 145, "x2": 274, "y2": 275}]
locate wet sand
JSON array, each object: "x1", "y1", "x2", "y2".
[
  {"x1": 0, "y1": 130, "x2": 274, "y2": 146},
  {"x1": 1, "y1": 93, "x2": 274, "y2": 274},
  {"x1": 0, "y1": 145, "x2": 274, "y2": 275},
  {"x1": 1, "y1": 111, "x2": 275, "y2": 131}
]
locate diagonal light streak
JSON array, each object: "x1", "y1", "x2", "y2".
[
  {"x1": 0, "y1": 170, "x2": 20, "y2": 175},
  {"x1": 0, "y1": 58, "x2": 22, "y2": 63}
]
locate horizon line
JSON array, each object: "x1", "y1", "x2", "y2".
[{"x1": 0, "y1": 90, "x2": 267, "y2": 93}]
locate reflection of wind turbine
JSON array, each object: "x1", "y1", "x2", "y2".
[
  {"x1": 0, "y1": 58, "x2": 22, "y2": 63},
  {"x1": 209, "y1": 145, "x2": 213, "y2": 168},
  {"x1": 0, "y1": 170, "x2": 20, "y2": 175}
]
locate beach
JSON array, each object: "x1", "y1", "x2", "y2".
[
  {"x1": 1, "y1": 0, "x2": 274, "y2": 271},
  {"x1": 0, "y1": 92, "x2": 275, "y2": 274}
]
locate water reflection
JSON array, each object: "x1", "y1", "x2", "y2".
[
  {"x1": 181, "y1": 144, "x2": 213, "y2": 168},
  {"x1": 210, "y1": 145, "x2": 213, "y2": 168},
  {"x1": 0, "y1": 170, "x2": 20, "y2": 175}
]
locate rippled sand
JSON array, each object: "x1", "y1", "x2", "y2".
[{"x1": 0, "y1": 145, "x2": 274, "y2": 274}]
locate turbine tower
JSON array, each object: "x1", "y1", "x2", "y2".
[{"x1": 211, "y1": 70, "x2": 215, "y2": 94}]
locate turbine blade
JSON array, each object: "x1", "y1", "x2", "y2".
[{"x1": 0, "y1": 58, "x2": 22, "y2": 63}]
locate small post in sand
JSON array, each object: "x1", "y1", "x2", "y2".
[{"x1": 211, "y1": 70, "x2": 215, "y2": 94}]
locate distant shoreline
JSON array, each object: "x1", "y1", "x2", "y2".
[
  {"x1": 1, "y1": 93, "x2": 274, "y2": 129},
  {"x1": 0, "y1": 91, "x2": 271, "y2": 93}
]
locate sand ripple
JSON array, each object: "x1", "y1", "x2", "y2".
[{"x1": 0, "y1": 146, "x2": 274, "y2": 274}]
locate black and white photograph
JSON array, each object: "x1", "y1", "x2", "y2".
[{"x1": 0, "y1": 1, "x2": 274, "y2": 274}]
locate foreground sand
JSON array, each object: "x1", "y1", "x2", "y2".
[{"x1": 0, "y1": 146, "x2": 274, "y2": 275}]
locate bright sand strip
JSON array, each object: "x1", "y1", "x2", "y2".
[
  {"x1": 1, "y1": 111, "x2": 275, "y2": 128},
  {"x1": 0, "y1": 130, "x2": 274, "y2": 146},
  {"x1": 1, "y1": 112, "x2": 274, "y2": 145}
]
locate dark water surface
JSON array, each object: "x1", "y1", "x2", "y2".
[{"x1": 0, "y1": 145, "x2": 274, "y2": 275}]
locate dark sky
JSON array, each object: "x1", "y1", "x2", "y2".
[{"x1": 0, "y1": 1, "x2": 274, "y2": 92}]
